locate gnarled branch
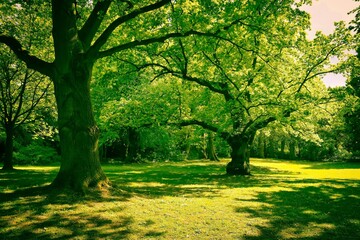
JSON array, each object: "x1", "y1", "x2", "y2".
[
  {"x1": 179, "y1": 119, "x2": 230, "y2": 140},
  {"x1": 89, "y1": 0, "x2": 171, "y2": 57},
  {"x1": 0, "y1": 35, "x2": 54, "y2": 78},
  {"x1": 78, "y1": 0, "x2": 112, "y2": 50}
]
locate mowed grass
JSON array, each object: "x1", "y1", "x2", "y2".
[{"x1": 1, "y1": 159, "x2": 360, "y2": 239}]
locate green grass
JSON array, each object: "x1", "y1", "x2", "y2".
[{"x1": 1, "y1": 159, "x2": 360, "y2": 239}]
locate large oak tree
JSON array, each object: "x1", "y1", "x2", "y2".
[{"x1": 130, "y1": 4, "x2": 355, "y2": 175}]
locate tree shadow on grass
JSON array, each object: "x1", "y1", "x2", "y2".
[
  {"x1": 234, "y1": 180, "x2": 360, "y2": 239},
  {"x1": 0, "y1": 168, "x2": 137, "y2": 240},
  {"x1": 0, "y1": 161, "x2": 292, "y2": 239},
  {"x1": 0, "y1": 168, "x2": 57, "y2": 190},
  {"x1": 105, "y1": 162, "x2": 297, "y2": 199},
  {"x1": 1, "y1": 161, "x2": 359, "y2": 239},
  {"x1": 0, "y1": 184, "x2": 136, "y2": 239}
]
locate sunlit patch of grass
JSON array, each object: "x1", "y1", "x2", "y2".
[
  {"x1": 253, "y1": 158, "x2": 360, "y2": 180},
  {"x1": 279, "y1": 222, "x2": 336, "y2": 239},
  {"x1": 1, "y1": 159, "x2": 360, "y2": 239}
]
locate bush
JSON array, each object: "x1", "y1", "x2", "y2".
[
  {"x1": 347, "y1": 151, "x2": 360, "y2": 162},
  {"x1": 13, "y1": 143, "x2": 60, "y2": 165}
]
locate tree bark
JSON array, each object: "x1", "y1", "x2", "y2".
[
  {"x1": 226, "y1": 135, "x2": 252, "y2": 175},
  {"x1": 47, "y1": 1, "x2": 110, "y2": 193},
  {"x1": 50, "y1": 61, "x2": 108, "y2": 193},
  {"x1": 2, "y1": 125, "x2": 14, "y2": 170}
]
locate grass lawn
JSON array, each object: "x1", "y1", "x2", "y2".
[{"x1": 1, "y1": 158, "x2": 360, "y2": 239}]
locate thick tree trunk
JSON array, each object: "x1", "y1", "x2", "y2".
[
  {"x1": 2, "y1": 125, "x2": 14, "y2": 171},
  {"x1": 51, "y1": 63, "x2": 108, "y2": 193},
  {"x1": 226, "y1": 136, "x2": 252, "y2": 175}
]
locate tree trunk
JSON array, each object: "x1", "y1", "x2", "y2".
[
  {"x1": 126, "y1": 127, "x2": 141, "y2": 162},
  {"x1": 200, "y1": 133, "x2": 208, "y2": 159},
  {"x1": 257, "y1": 132, "x2": 265, "y2": 158},
  {"x1": 207, "y1": 131, "x2": 219, "y2": 161},
  {"x1": 289, "y1": 140, "x2": 296, "y2": 160},
  {"x1": 226, "y1": 136, "x2": 252, "y2": 175},
  {"x1": 267, "y1": 139, "x2": 275, "y2": 158},
  {"x1": 264, "y1": 138, "x2": 268, "y2": 158},
  {"x1": 50, "y1": 62, "x2": 108, "y2": 193},
  {"x1": 2, "y1": 125, "x2": 14, "y2": 170},
  {"x1": 280, "y1": 139, "x2": 286, "y2": 159},
  {"x1": 184, "y1": 144, "x2": 191, "y2": 160}
]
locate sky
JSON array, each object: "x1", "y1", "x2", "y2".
[{"x1": 300, "y1": 0, "x2": 359, "y2": 88}]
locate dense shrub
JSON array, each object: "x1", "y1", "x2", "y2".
[{"x1": 13, "y1": 142, "x2": 60, "y2": 165}]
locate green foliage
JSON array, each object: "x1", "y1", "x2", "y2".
[
  {"x1": 344, "y1": 102, "x2": 360, "y2": 161},
  {"x1": 138, "y1": 127, "x2": 183, "y2": 162},
  {"x1": 338, "y1": 17, "x2": 360, "y2": 161},
  {"x1": 0, "y1": 1, "x2": 53, "y2": 61},
  {"x1": 13, "y1": 141, "x2": 60, "y2": 165},
  {"x1": 251, "y1": 94, "x2": 353, "y2": 162},
  {"x1": 88, "y1": 0, "x2": 357, "y2": 166}
]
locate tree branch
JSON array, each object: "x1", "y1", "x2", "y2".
[
  {"x1": 176, "y1": 73, "x2": 234, "y2": 101},
  {"x1": 241, "y1": 116, "x2": 276, "y2": 136},
  {"x1": 178, "y1": 39, "x2": 188, "y2": 75},
  {"x1": 18, "y1": 81, "x2": 51, "y2": 126},
  {"x1": 0, "y1": 35, "x2": 54, "y2": 77},
  {"x1": 296, "y1": 44, "x2": 344, "y2": 93},
  {"x1": 94, "y1": 12, "x2": 254, "y2": 60},
  {"x1": 202, "y1": 50, "x2": 240, "y2": 92},
  {"x1": 89, "y1": 0, "x2": 171, "y2": 57},
  {"x1": 12, "y1": 69, "x2": 30, "y2": 122},
  {"x1": 96, "y1": 30, "x2": 213, "y2": 59},
  {"x1": 179, "y1": 119, "x2": 230, "y2": 140},
  {"x1": 78, "y1": 0, "x2": 112, "y2": 50},
  {"x1": 131, "y1": 60, "x2": 234, "y2": 100}
]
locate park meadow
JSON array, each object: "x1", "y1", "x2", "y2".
[
  {"x1": 1, "y1": 158, "x2": 360, "y2": 239},
  {"x1": 1, "y1": 1, "x2": 360, "y2": 239}
]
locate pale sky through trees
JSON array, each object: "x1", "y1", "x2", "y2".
[{"x1": 301, "y1": 0, "x2": 359, "y2": 88}]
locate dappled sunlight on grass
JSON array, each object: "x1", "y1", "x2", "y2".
[
  {"x1": 0, "y1": 167, "x2": 59, "y2": 193},
  {"x1": 253, "y1": 158, "x2": 360, "y2": 180},
  {"x1": 278, "y1": 222, "x2": 336, "y2": 239},
  {"x1": 1, "y1": 159, "x2": 360, "y2": 239}
]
